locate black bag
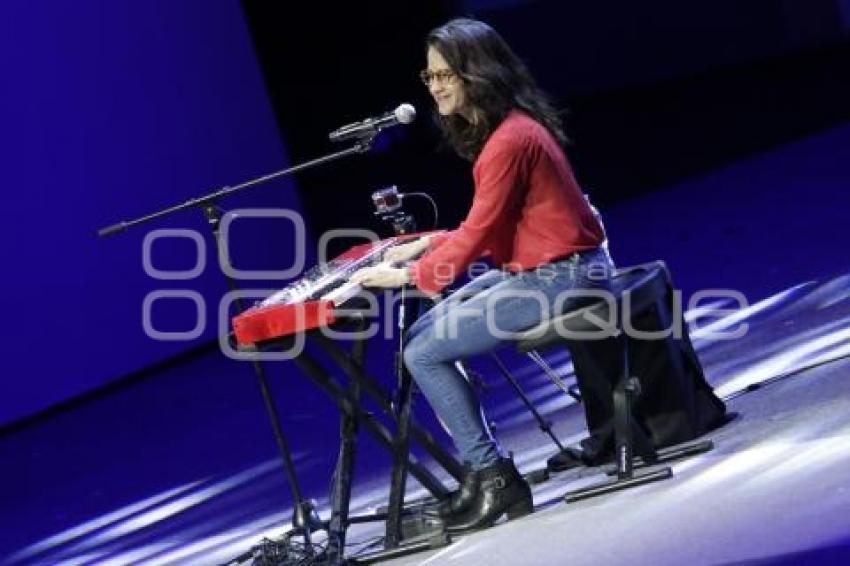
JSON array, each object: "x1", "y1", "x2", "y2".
[{"x1": 566, "y1": 269, "x2": 728, "y2": 463}]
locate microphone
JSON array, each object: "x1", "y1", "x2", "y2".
[{"x1": 329, "y1": 103, "x2": 416, "y2": 142}]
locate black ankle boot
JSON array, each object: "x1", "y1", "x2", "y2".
[
  {"x1": 443, "y1": 458, "x2": 533, "y2": 533},
  {"x1": 424, "y1": 464, "x2": 479, "y2": 518}
]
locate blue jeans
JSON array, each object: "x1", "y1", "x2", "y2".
[{"x1": 403, "y1": 248, "x2": 613, "y2": 470}]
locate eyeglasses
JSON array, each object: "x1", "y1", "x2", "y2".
[{"x1": 419, "y1": 69, "x2": 457, "y2": 86}]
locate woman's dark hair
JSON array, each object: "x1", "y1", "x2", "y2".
[{"x1": 426, "y1": 18, "x2": 567, "y2": 160}]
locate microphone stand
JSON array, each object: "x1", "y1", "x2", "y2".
[{"x1": 98, "y1": 135, "x2": 378, "y2": 550}]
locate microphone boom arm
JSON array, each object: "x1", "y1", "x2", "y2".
[{"x1": 97, "y1": 135, "x2": 376, "y2": 237}]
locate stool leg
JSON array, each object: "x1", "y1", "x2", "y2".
[
  {"x1": 489, "y1": 352, "x2": 565, "y2": 452},
  {"x1": 526, "y1": 350, "x2": 582, "y2": 402},
  {"x1": 613, "y1": 377, "x2": 634, "y2": 479},
  {"x1": 605, "y1": 440, "x2": 714, "y2": 476},
  {"x1": 613, "y1": 339, "x2": 659, "y2": 476},
  {"x1": 563, "y1": 337, "x2": 673, "y2": 503}
]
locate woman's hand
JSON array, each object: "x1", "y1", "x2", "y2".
[
  {"x1": 383, "y1": 236, "x2": 432, "y2": 263},
  {"x1": 350, "y1": 264, "x2": 411, "y2": 289}
]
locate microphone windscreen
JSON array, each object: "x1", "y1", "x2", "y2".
[{"x1": 394, "y1": 103, "x2": 416, "y2": 124}]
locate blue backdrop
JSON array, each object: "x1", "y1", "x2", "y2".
[{"x1": 0, "y1": 0, "x2": 305, "y2": 426}]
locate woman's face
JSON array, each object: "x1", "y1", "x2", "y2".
[{"x1": 425, "y1": 47, "x2": 464, "y2": 117}]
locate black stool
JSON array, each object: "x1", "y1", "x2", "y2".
[{"x1": 514, "y1": 261, "x2": 714, "y2": 502}]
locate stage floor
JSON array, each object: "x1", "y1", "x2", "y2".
[
  {"x1": 379, "y1": 278, "x2": 850, "y2": 565},
  {"x1": 2, "y1": 124, "x2": 850, "y2": 565}
]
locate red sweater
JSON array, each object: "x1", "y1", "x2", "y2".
[{"x1": 409, "y1": 110, "x2": 604, "y2": 295}]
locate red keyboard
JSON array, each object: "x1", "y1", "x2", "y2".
[{"x1": 231, "y1": 234, "x2": 433, "y2": 346}]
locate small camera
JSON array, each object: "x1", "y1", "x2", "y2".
[
  {"x1": 371, "y1": 185, "x2": 416, "y2": 234},
  {"x1": 372, "y1": 185, "x2": 402, "y2": 215}
]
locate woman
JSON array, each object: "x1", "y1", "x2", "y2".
[{"x1": 351, "y1": 18, "x2": 611, "y2": 532}]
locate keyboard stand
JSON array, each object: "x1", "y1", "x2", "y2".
[{"x1": 249, "y1": 317, "x2": 462, "y2": 563}]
